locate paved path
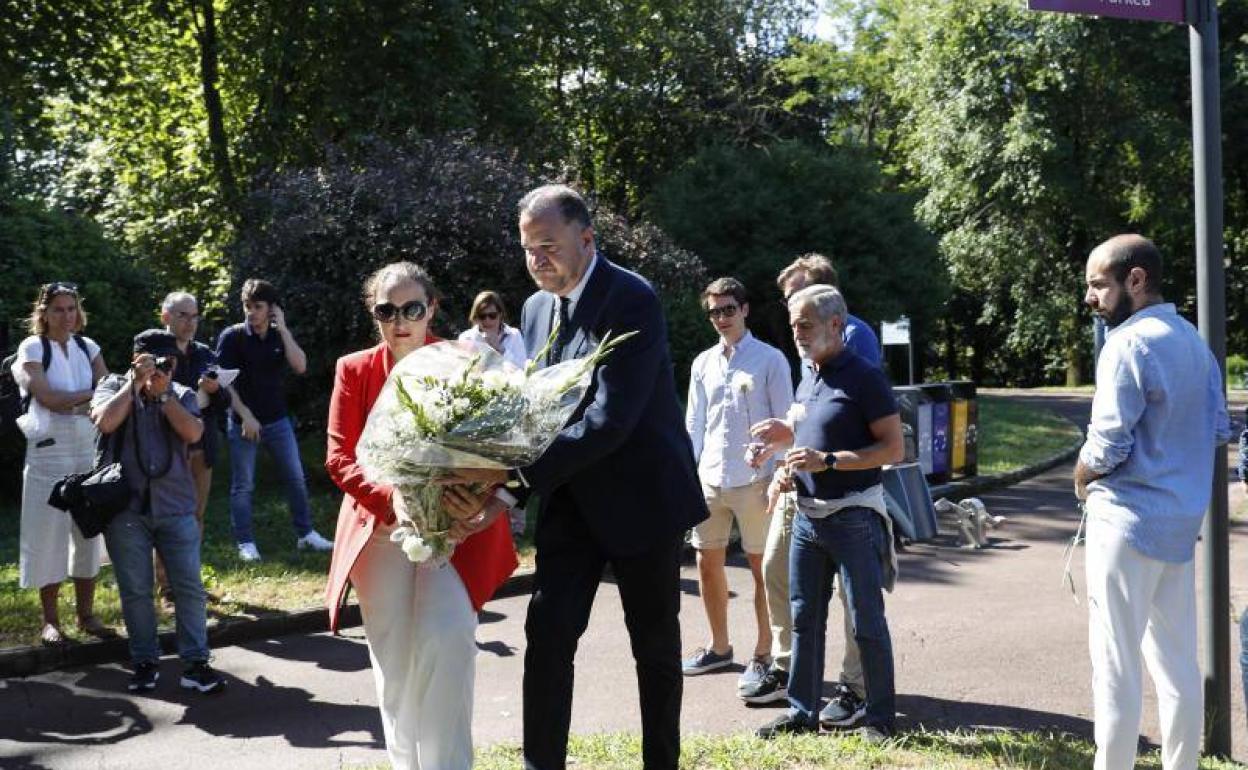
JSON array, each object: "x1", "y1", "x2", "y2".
[{"x1": 4, "y1": 393, "x2": 1246, "y2": 769}]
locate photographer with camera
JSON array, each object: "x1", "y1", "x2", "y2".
[{"x1": 91, "y1": 330, "x2": 224, "y2": 693}]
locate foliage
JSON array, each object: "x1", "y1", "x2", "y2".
[
  {"x1": 650, "y1": 139, "x2": 945, "y2": 362},
  {"x1": 785, "y1": 0, "x2": 1248, "y2": 385},
  {"x1": 1227, "y1": 353, "x2": 1247, "y2": 389},
  {"x1": 229, "y1": 134, "x2": 707, "y2": 429}
]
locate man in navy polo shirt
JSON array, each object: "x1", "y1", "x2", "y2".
[
  {"x1": 216, "y1": 278, "x2": 332, "y2": 562},
  {"x1": 752, "y1": 284, "x2": 903, "y2": 743}
]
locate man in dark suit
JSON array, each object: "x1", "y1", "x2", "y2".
[{"x1": 452, "y1": 184, "x2": 707, "y2": 770}]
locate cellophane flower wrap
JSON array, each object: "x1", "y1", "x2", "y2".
[{"x1": 356, "y1": 330, "x2": 635, "y2": 564}]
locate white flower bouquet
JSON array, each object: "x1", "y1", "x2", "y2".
[{"x1": 356, "y1": 327, "x2": 635, "y2": 563}]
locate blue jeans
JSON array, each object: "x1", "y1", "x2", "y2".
[
  {"x1": 227, "y1": 416, "x2": 313, "y2": 544},
  {"x1": 787, "y1": 506, "x2": 895, "y2": 729},
  {"x1": 1240, "y1": 609, "x2": 1248, "y2": 722},
  {"x1": 105, "y1": 511, "x2": 208, "y2": 664}
]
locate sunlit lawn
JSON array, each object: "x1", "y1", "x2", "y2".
[
  {"x1": 355, "y1": 730, "x2": 1240, "y2": 770},
  {"x1": 976, "y1": 396, "x2": 1082, "y2": 476}
]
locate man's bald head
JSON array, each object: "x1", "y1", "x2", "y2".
[{"x1": 1089, "y1": 234, "x2": 1164, "y2": 296}]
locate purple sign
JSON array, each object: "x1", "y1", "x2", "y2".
[{"x1": 1028, "y1": 0, "x2": 1187, "y2": 23}]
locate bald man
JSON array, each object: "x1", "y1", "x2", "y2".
[{"x1": 1076, "y1": 234, "x2": 1230, "y2": 770}]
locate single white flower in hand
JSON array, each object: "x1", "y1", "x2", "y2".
[
  {"x1": 732, "y1": 372, "x2": 755, "y2": 395},
  {"x1": 785, "y1": 403, "x2": 806, "y2": 427}
]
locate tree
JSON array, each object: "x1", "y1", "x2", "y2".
[
  {"x1": 650, "y1": 139, "x2": 946, "y2": 371},
  {"x1": 230, "y1": 134, "x2": 707, "y2": 426}
]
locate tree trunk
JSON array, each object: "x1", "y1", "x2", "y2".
[{"x1": 190, "y1": 0, "x2": 240, "y2": 215}]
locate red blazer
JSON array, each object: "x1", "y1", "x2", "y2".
[{"x1": 323, "y1": 339, "x2": 518, "y2": 632}]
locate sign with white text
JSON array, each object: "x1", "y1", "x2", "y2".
[
  {"x1": 881, "y1": 317, "x2": 911, "y2": 346},
  {"x1": 1027, "y1": 0, "x2": 1186, "y2": 24}
]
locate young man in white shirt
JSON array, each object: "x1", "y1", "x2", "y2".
[{"x1": 682, "y1": 277, "x2": 793, "y2": 697}]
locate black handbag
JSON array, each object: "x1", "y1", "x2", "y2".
[{"x1": 48, "y1": 416, "x2": 132, "y2": 539}]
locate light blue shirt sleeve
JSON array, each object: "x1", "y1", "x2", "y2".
[
  {"x1": 1208, "y1": 353, "x2": 1231, "y2": 445},
  {"x1": 685, "y1": 355, "x2": 707, "y2": 465},
  {"x1": 764, "y1": 349, "x2": 794, "y2": 428},
  {"x1": 1080, "y1": 338, "x2": 1149, "y2": 475}
]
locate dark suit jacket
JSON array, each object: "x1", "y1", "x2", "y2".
[{"x1": 520, "y1": 257, "x2": 708, "y2": 557}]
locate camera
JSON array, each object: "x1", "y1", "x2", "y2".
[{"x1": 153, "y1": 356, "x2": 174, "y2": 374}]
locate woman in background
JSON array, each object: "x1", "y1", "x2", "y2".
[
  {"x1": 457, "y1": 289, "x2": 527, "y2": 368},
  {"x1": 14, "y1": 282, "x2": 113, "y2": 645}
]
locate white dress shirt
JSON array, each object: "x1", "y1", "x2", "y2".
[{"x1": 686, "y1": 331, "x2": 793, "y2": 488}]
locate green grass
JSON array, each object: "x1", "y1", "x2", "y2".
[
  {"x1": 0, "y1": 433, "x2": 534, "y2": 648},
  {"x1": 353, "y1": 731, "x2": 1241, "y2": 770},
  {"x1": 976, "y1": 396, "x2": 1082, "y2": 476}
]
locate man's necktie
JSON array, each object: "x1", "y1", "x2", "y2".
[{"x1": 549, "y1": 297, "x2": 572, "y2": 364}]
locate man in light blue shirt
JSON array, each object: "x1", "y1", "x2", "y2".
[
  {"x1": 1075, "y1": 234, "x2": 1230, "y2": 770},
  {"x1": 683, "y1": 277, "x2": 793, "y2": 693}
]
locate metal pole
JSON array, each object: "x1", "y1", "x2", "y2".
[{"x1": 1190, "y1": 0, "x2": 1230, "y2": 757}]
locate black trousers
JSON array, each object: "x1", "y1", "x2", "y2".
[{"x1": 522, "y1": 490, "x2": 684, "y2": 770}]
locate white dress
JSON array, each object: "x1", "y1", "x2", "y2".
[{"x1": 15, "y1": 335, "x2": 104, "y2": 588}]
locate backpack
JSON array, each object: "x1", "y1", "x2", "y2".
[{"x1": 0, "y1": 335, "x2": 92, "y2": 438}]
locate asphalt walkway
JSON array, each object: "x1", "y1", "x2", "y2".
[{"x1": 3, "y1": 393, "x2": 1246, "y2": 769}]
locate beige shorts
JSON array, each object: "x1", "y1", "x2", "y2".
[{"x1": 692, "y1": 479, "x2": 770, "y2": 554}]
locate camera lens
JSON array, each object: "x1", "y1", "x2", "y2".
[{"x1": 154, "y1": 357, "x2": 173, "y2": 373}]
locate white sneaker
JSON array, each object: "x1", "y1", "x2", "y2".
[
  {"x1": 296, "y1": 530, "x2": 333, "y2": 552},
  {"x1": 237, "y1": 542, "x2": 262, "y2": 562}
]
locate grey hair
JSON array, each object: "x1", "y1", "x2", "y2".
[
  {"x1": 787, "y1": 284, "x2": 847, "y2": 324},
  {"x1": 161, "y1": 291, "x2": 198, "y2": 313},
  {"x1": 518, "y1": 184, "x2": 592, "y2": 228}
]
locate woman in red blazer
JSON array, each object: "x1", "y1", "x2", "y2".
[{"x1": 323, "y1": 261, "x2": 517, "y2": 770}]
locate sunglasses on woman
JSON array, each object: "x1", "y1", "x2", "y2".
[
  {"x1": 476, "y1": 311, "x2": 500, "y2": 321},
  {"x1": 43, "y1": 281, "x2": 79, "y2": 297},
  {"x1": 372, "y1": 300, "x2": 427, "y2": 323}
]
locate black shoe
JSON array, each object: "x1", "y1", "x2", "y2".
[
  {"x1": 819, "y1": 683, "x2": 867, "y2": 727},
  {"x1": 740, "y1": 666, "x2": 789, "y2": 705},
  {"x1": 128, "y1": 660, "x2": 159, "y2": 692},
  {"x1": 756, "y1": 711, "x2": 816, "y2": 739},
  {"x1": 856, "y1": 724, "x2": 894, "y2": 745},
  {"x1": 180, "y1": 661, "x2": 225, "y2": 694}
]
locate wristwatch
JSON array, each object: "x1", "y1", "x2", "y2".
[{"x1": 154, "y1": 392, "x2": 171, "y2": 405}]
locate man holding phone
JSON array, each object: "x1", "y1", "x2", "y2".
[{"x1": 215, "y1": 278, "x2": 332, "y2": 562}]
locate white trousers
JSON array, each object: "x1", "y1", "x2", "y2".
[
  {"x1": 351, "y1": 525, "x2": 478, "y2": 770},
  {"x1": 1085, "y1": 516, "x2": 1201, "y2": 770},
  {"x1": 20, "y1": 413, "x2": 102, "y2": 588}
]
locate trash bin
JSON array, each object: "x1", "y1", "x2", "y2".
[
  {"x1": 949, "y1": 380, "x2": 978, "y2": 478},
  {"x1": 893, "y1": 386, "x2": 932, "y2": 474},
  {"x1": 882, "y1": 462, "x2": 938, "y2": 541},
  {"x1": 918, "y1": 382, "x2": 952, "y2": 484}
]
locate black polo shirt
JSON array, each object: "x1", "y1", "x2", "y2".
[
  {"x1": 792, "y1": 347, "x2": 897, "y2": 500},
  {"x1": 215, "y1": 322, "x2": 288, "y2": 425}
]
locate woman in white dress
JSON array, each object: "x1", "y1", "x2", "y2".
[{"x1": 14, "y1": 282, "x2": 113, "y2": 645}]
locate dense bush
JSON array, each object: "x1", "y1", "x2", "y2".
[
  {"x1": 649, "y1": 140, "x2": 947, "y2": 374},
  {"x1": 230, "y1": 133, "x2": 708, "y2": 429},
  {"x1": 0, "y1": 197, "x2": 155, "y2": 499}
]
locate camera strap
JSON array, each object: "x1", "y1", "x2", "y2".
[{"x1": 130, "y1": 392, "x2": 175, "y2": 515}]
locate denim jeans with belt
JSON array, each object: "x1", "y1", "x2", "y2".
[
  {"x1": 787, "y1": 505, "x2": 895, "y2": 729},
  {"x1": 227, "y1": 416, "x2": 313, "y2": 544},
  {"x1": 105, "y1": 511, "x2": 208, "y2": 664}
]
